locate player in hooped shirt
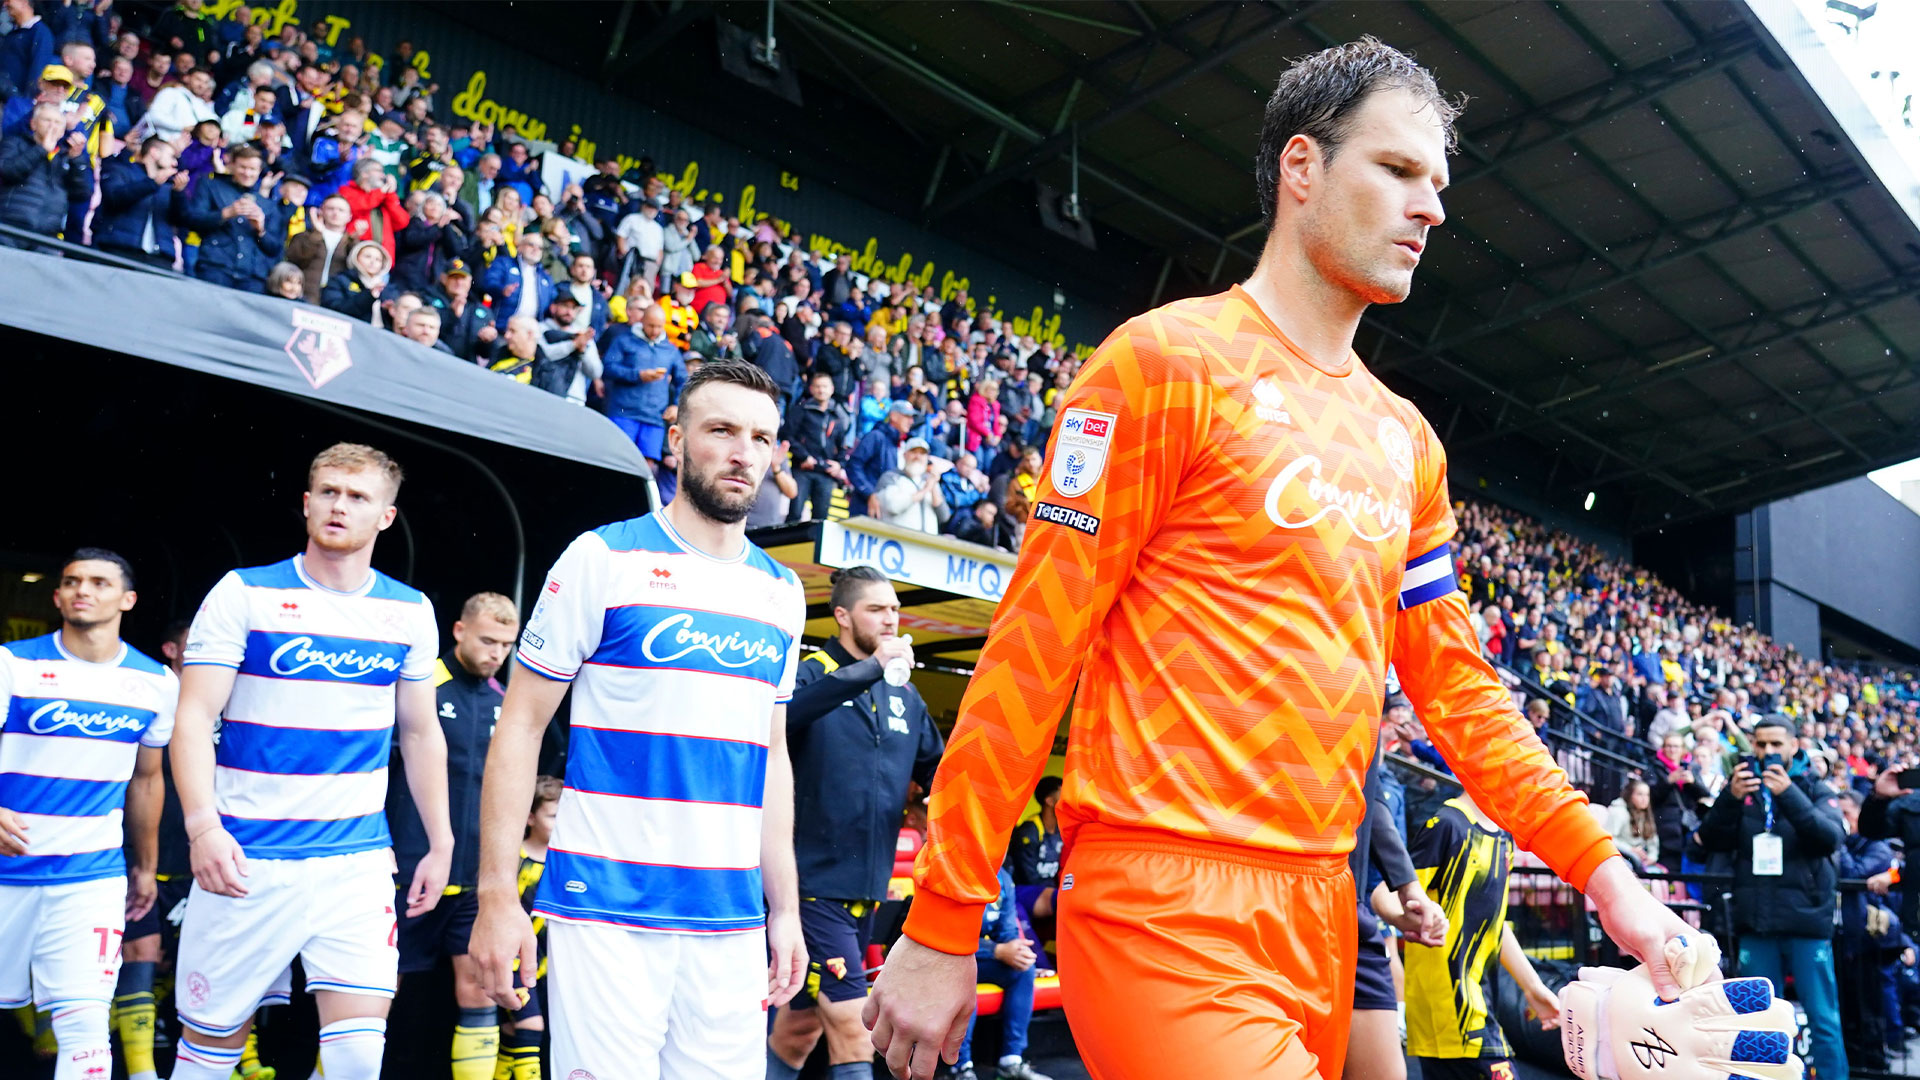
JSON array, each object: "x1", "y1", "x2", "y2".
[
  {"x1": 867, "y1": 39, "x2": 1701, "y2": 1080},
  {"x1": 469, "y1": 360, "x2": 809, "y2": 1080},
  {"x1": 0, "y1": 549, "x2": 173, "y2": 1080},
  {"x1": 168, "y1": 444, "x2": 455, "y2": 1080}
]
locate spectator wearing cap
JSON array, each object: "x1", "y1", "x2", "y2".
[
  {"x1": 182, "y1": 142, "x2": 283, "y2": 289},
  {"x1": 847, "y1": 400, "x2": 916, "y2": 516},
  {"x1": 337, "y1": 155, "x2": 410, "y2": 264},
  {"x1": 285, "y1": 192, "x2": 353, "y2": 302},
  {"x1": 321, "y1": 239, "x2": 393, "y2": 325},
  {"x1": 0, "y1": 62, "x2": 73, "y2": 138},
  {"x1": 426, "y1": 258, "x2": 495, "y2": 361},
  {"x1": 743, "y1": 307, "x2": 800, "y2": 412},
  {"x1": 270, "y1": 171, "x2": 309, "y2": 237},
  {"x1": 391, "y1": 189, "x2": 464, "y2": 293},
  {"x1": 367, "y1": 111, "x2": 409, "y2": 184},
  {"x1": 94, "y1": 134, "x2": 186, "y2": 268},
  {"x1": 659, "y1": 271, "x2": 700, "y2": 350},
  {"x1": 0, "y1": 100, "x2": 92, "y2": 246},
  {"x1": 601, "y1": 302, "x2": 686, "y2": 464},
  {"x1": 220, "y1": 82, "x2": 279, "y2": 145},
  {"x1": 535, "y1": 293, "x2": 603, "y2": 403},
  {"x1": 0, "y1": 0, "x2": 53, "y2": 102},
  {"x1": 869, "y1": 438, "x2": 949, "y2": 534},
  {"x1": 482, "y1": 228, "x2": 556, "y2": 332}
]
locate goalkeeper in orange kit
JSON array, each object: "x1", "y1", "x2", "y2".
[{"x1": 864, "y1": 37, "x2": 1702, "y2": 1080}]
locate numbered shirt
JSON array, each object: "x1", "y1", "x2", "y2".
[
  {"x1": 907, "y1": 286, "x2": 1612, "y2": 953},
  {"x1": 0, "y1": 633, "x2": 176, "y2": 885},
  {"x1": 183, "y1": 555, "x2": 438, "y2": 860},
  {"x1": 517, "y1": 512, "x2": 805, "y2": 933}
]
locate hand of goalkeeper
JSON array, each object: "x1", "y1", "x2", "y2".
[{"x1": 1560, "y1": 934, "x2": 1802, "y2": 1080}]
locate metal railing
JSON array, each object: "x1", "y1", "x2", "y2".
[{"x1": 0, "y1": 220, "x2": 184, "y2": 276}]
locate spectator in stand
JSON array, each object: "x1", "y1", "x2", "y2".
[
  {"x1": 0, "y1": 0, "x2": 53, "y2": 102},
  {"x1": 738, "y1": 307, "x2": 796, "y2": 406},
  {"x1": 1647, "y1": 685, "x2": 1690, "y2": 749},
  {"x1": 100, "y1": 54, "x2": 136, "y2": 132},
  {"x1": 264, "y1": 260, "x2": 305, "y2": 300},
  {"x1": 425, "y1": 258, "x2": 493, "y2": 361},
  {"x1": 485, "y1": 314, "x2": 543, "y2": 384},
  {"x1": 553, "y1": 252, "x2": 610, "y2": 334},
  {"x1": 320, "y1": 238, "x2": 392, "y2": 325},
  {"x1": 391, "y1": 189, "x2": 463, "y2": 292},
  {"x1": 128, "y1": 48, "x2": 169, "y2": 112},
  {"x1": 856, "y1": 375, "x2": 892, "y2": 439},
  {"x1": 996, "y1": 491, "x2": 1031, "y2": 550},
  {"x1": 660, "y1": 204, "x2": 694, "y2": 281},
  {"x1": 175, "y1": 118, "x2": 221, "y2": 197},
  {"x1": 142, "y1": 65, "x2": 216, "y2": 142},
  {"x1": 460, "y1": 150, "x2": 500, "y2": 214},
  {"x1": 689, "y1": 301, "x2": 741, "y2": 362},
  {"x1": 600, "y1": 303, "x2": 686, "y2": 466},
  {"x1": 94, "y1": 134, "x2": 186, "y2": 268},
  {"x1": 1604, "y1": 777, "x2": 1660, "y2": 870},
  {"x1": 938, "y1": 451, "x2": 988, "y2": 526},
  {"x1": 848, "y1": 400, "x2": 914, "y2": 516},
  {"x1": 152, "y1": 0, "x2": 214, "y2": 63},
  {"x1": 337, "y1": 155, "x2": 408, "y2": 262},
  {"x1": 495, "y1": 139, "x2": 537, "y2": 204},
  {"x1": 1576, "y1": 665, "x2": 1632, "y2": 737},
  {"x1": 614, "y1": 195, "x2": 663, "y2": 292},
  {"x1": 951, "y1": 499, "x2": 1001, "y2": 550},
  {"x1": 482, "y1": 228, "x2": 555, "y2": 333},
  {"x1": 0, "y1": 101, "x2": 91, "y2": 246},
  {"x1": 784, "y1": 371, "x2": 851, "y2": 523},
  {"x1": 934, "y1": 397, "x2": 968, "y2": 460},
  {"x1": 367, "y1": 112, "x2": 409, "y2": 184},
  {"x1": 1698, "y1": 718, "x2": 1848, "y2": 1080},
  {"x1": 688, "y1": 244, "x2": 729, "y2": 310},
  {"x1": 305, "y1": 99, "x2": 369, "y2": 204},
  {"x1": 968, "y1": 374, "x2": 1006, "y2": 456},
  {"x1": 219, "y1": 68, "x2": 277, "y2": 142},
  {"x1": 869, "y1": 438, "x2": 949, "y2": 533},
  {"x1": 182, "y1": 143, "x2": 283, "y2": 288},
  {"x1": 284, "y1": 192, "x2": 353, "y2": 302}
]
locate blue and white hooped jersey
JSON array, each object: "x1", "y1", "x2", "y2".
[
  {"x1": 0, "y1": 633, "x2": 176, "y2": 885},
  {"x1": 183, "y1": 555, "x2": 438, "y2": 860},
  {"x1": 518, "y1": 512, "x2": 805, "y2": 934}
]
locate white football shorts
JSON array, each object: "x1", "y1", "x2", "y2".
[
  {"x1": 174, "y1": 850, "x2": 396, "y2": 1038},
  {"x1": 0, "y1": 877, "x2": 125, "y2": 1009},
  {"x1": 547, "y1": 919, "x2": 768, "y2": 1080}
]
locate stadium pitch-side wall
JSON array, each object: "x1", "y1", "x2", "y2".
[
  {"x1": 1736, "y1": 476, "x2": 1920, "y2": 660},
  {"x1": 222, "y1": 0, "x2": 1123, "y2": 355}
]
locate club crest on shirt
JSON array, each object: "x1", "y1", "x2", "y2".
[
  {"x1": 1377, "y1": 415, "x2": 1416, "y2": 482},
  {"x1": 1052, "y1": 409, "x2": 1116, "y2": 498},
  {"x1": 1250, "y1": 377, "x2": 1292, "y2": 425}
]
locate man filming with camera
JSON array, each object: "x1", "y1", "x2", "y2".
[{"x1": 1696, "y1": 714, "x2": 1848, "y2": 1080}]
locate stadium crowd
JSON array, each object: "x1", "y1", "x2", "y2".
[{"x1": 0, "y1": 0, "x2": 1078, "y2": 547}]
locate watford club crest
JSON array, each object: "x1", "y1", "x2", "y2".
[{"x1": 824, "y1": 957, "x2": 848, "y2": 980}]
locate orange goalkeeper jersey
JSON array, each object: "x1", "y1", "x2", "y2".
[{"x1": 906, "y1": 286, "x2": 1618, "y2": 954}]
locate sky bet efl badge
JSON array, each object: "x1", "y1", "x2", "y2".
[{"x1": 1052, "y1": 409, "x2": 1117, "y2": 497}]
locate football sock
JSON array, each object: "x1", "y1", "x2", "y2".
[
  {"x1": 766, "y1": 1046, "x2": 802, "y2": 1080},
  {"x1": 171, "y1": 1038, "x2": 244, "y2": 1080},
  {"x1": 317, "y1": 1017, "x2": 386, "y2": 1080},
  {"x1": 112, "y1": 960, "x2": 158, "y2": 1080},
  {"x1": 452, "y1": 1006, "x2": 501, "y2": 1080},
  {"x1": 49, "y1": 1001, "x2": 110, "y2": 1080},
  {"x1": 499, "y1": 1038, "x2": 542, "y2": 1080}
]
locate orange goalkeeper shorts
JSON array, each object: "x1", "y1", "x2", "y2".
[{"x1": 1056, "y1": 823, "x2": 1358, "y2": 1080}]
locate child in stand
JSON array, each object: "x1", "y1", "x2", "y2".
[{"x1": 496, "y1": 776, "x2": 561, "y2": 1080}]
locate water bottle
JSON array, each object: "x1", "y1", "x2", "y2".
[{"x1": 883, "y1": 634, "x2": 915, "y2": 687}]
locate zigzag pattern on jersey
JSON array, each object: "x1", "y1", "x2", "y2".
[{"x1": 922, "y1": 289, "x2": 1436, "y2": 891}]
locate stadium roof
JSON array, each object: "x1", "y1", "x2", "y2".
[{"x1": 444, "y1": 0, "x2": 1920, "y2": 532}]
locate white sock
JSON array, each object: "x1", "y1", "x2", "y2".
[
  {"x1": 49, "y1": 1002, "x2": 111, "y2": 1080},
  {"x1": 317, "y1": 1017, "x2": 387, "y2": 1080},
  {"x1": 170, "y1": 1038, "x2": 244, "y2": 1080},
  {"x1": 999, "y1": 1054, "x2": 1024, "y2": 1067},
  {"x1": 129, "y1": 1072, "x2": 158, "y2": 1080}
]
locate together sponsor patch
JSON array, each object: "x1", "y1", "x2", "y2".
[{"x1": 1033, "y1": 501, "x2": 1101, "y2": 536}]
